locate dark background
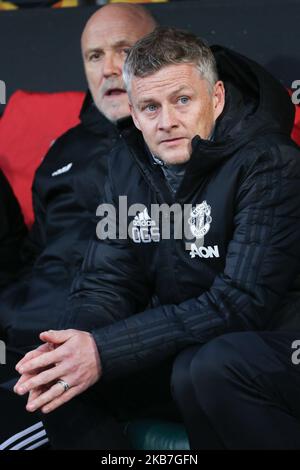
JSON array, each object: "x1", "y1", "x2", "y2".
[{"x1": 0, "y1": 0, "x2": 299, "y2": 115}]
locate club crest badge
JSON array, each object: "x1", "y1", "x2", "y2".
[
  {"x1": 187, "y1": 201, "x2": 219, "y2": 259},
  {"x1": 188, "y1": 200, "x2": 212, "y2": 240}
]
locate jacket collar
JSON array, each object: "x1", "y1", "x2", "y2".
[{"x1": 124, "y1": 125, "x2": 241, "y2": 202}]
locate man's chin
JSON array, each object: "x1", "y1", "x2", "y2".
[
  {"x1": 96, "y1": 101, "x2": 130, "y2": 123},
  {"x1": 158, "y1": 150, "x2": 191, "y2": 166},
  {"x1": 106, "y1": 111, "x2": 130, "y2": 123}
]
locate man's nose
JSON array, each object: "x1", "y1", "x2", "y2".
[
  {"x1": 102, "y1": 53, "x2": 120, "y2": 78},
  {"x1": 158, "y1": 106, "x2": 178, "y2": 131}
]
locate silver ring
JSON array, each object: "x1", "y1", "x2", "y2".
[{"x1": 57, "y1": 379, "x2": 70, "y2": 392}]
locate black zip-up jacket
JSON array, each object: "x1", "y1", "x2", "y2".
[
  {"x1": 0, "y1": 170, "x2": 27, "y2": 289},
  {"x1": 22, "y1": 93, "x2": 132, "y2": 272},
  {"x1": 63, "y1": 47, "x2": 300, "y2": 382},
  {"x1": 0, "y1": 93, "x2": 133, "y2": 348}
]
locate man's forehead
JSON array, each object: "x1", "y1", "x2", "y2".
[
  {"x1": 132, "y1": 64, "x2": 203, "y2": 99},
  {"x1": 84, "y1": 39, "x2": 132, "y2": 54},
  {"x1": 82, "y1": 23, "x2": 145, "y2": 49}
]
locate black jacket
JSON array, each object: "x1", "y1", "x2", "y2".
[
  {"x1": 0, "y1": 170, "x2": 27, "y2": 288},
  {"x1": 63, "y1": 46, "x2": 300, "y2": 382},
  {"x1": 0, "y1": 93, "x2": 133, "y2": 348}
]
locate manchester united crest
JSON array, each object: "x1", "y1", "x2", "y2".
[
  {"x1": 187, "y1": 200, "x2": 219, "y2": 259},
  {"x1": 188, "y1": 200, "x2": 212, "y2": 240}
]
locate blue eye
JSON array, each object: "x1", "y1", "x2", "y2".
[
  {"x1": 179, "y1": 96, "x2": 190, "y2": 104},
  {"x1": 146, "y1": 104, "x2": 157, "y2": 112}
]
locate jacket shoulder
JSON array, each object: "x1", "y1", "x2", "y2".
[
  {"x1": 107, "y1": 135, "x2": 140, "y2": 176},
  {"x1": 34, "y1": 123, "x2": 96, "y2": 176},
  {"x1": 233, "y1": 133, "x2": 300, "y2": 178}
]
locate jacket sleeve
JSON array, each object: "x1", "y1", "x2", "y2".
[
  {"x1": 19, "y1": 136, "x2": 65, "y2": 267},
  {"x1": 60, "y1": 176, "x2": 153, "y2": 332},
  {"x1": 90, "y1": 142, "x2": 300, "y2": 381},
  {"x1": 19, "y1": 181, "x2": 47, "y2": 267}
]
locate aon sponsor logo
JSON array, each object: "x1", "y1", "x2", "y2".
[{"x1": 190, "y1": 244, "x2": 220, "y2": 259}]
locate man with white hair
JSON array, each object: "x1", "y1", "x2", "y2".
[
  {"x1": 0, "y1": 3, "x2": 156, "y2": 450},
  {"x1": 0, "y1": 3, "x2": 156, "y2": 349}
]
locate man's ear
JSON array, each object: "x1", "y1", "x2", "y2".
[
  {"x1": 213, "y1": 80, "x2": 225, "y2": 120},
  {"x1": 129, "y1": 103, "x2": 141, "y2": 131}
]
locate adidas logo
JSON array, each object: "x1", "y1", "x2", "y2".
[
  {"x1": 132, "y1": 207, "x2": 160, "y2": 243},
  {"x1": 133, "y1": 208, "x2": 155, "y2": 227},
  {"x1": 52, "y1": 163, "x2": 73, "y2": 177}
]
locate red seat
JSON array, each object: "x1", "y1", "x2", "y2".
[{"x1": 0, "y1": 90, "x2": 84, "y2": 226}]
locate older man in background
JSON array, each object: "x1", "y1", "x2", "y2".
[{"x1": 0, "y1": 3, "x2": 156, "y2": 450}]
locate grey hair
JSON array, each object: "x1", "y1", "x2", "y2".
[{"x1": 123, "y1": 27, "x2": 219, "y2": 96}]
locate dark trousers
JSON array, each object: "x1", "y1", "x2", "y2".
[
  {"x1": 0, "y1": 350, "x2": 179, "y2": 450},
  {"x1": 2, "y1": 331, "x2": 300, "y2": 449},
  {"x1": 0, "y1": 349, "x2": 50, "y2": 450},
  {"x1": 43, "y1": 358, "x2": 180, "y2": 449},
  {"x1": 171, "y1": 331, "x2": 300, "y2": 449}
]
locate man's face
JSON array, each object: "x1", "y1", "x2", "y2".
[
  {"x1": 130, "y1": 63, "x2": 225, "y2": 165},
  {"x1": 82, "y1": 14, "x2": 153, "y2": 122}
]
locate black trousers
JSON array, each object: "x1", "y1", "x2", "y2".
[
  {"x1": 0, "y1": 349, "x2": 50, "y2": 450},
  {"x1": 171, "y1": 331, "x2": 300, "y2": 449},
  {"x1": 2, "y1": 331, "x2": 300, "y2": 449},
  {"x1": 43, "y1": 357, "x2": 180, "y2": 449},
  {"x1": 0, "y1": 349, "x2": 179, "y2": 450}
]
